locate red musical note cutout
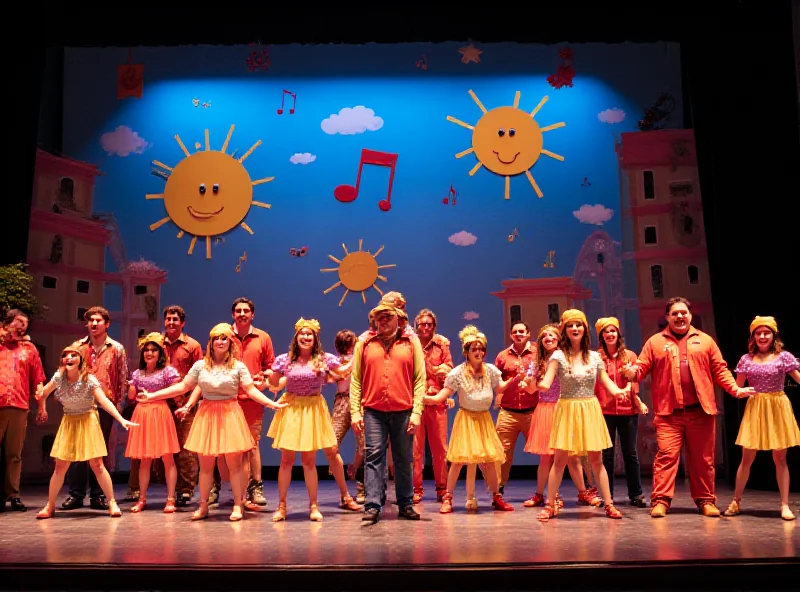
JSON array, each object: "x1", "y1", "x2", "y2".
[
  {"x1": 334, "y1": 148, "x2": 399, "y2": 212},
  {"x1": 416, "y1": 54, "x2": 428, "y2": 70},
  {"x1": 289, "y1": 246, "x2": 309, "y2": 258},
  {"x1": 277, "y1": 90, "x2": 296, "y2": 115},
  {"x1": 442, "y1": 184, "x2": 457, "y2": 205}
]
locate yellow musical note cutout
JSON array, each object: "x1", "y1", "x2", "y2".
[
  {"x1": 234, "y1": 251, "x2": 247, "y2": 273},
  {"x1": 543, "y1": 250, "x2": 555, "y2": 268},
  {"x1": 235, "y1": 263, "x2": 241, "y2": 273},
  {"x1": 508, "y1": 228, "x2": 519, "y2": 242}
]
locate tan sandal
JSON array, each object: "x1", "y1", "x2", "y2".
[
  {"x1": 163, "y1": 497, "x2": 176, "y2": 514},
  {"x1": 439, "y1": 492, "x2": 453, "y2": 514},
  {"x1": 192, "y1": 500, "x2": 209, "y2": 521},
  {"x1": 36, "y1": 503, "x2": 55, "y2": 520},
  {"x1": 340, "y1": 494, "x2": 363, "y2": 512},
  {"x1": 309, "y1": 503, "x2": 323, "y2": 522},
  {"x1": 723, "y1": 497, "x2": 741, "y2": 517},
  {"x1": 272, "y1": 501, "x2": 287, "y2": 522},
  {"x1": 229, "y1": 505, "x2": 243, "y2": 521},
  {"x1": 108, "y1": 499, "x2": 122, "y2": 518},
  {"x1": 537, "y1": 502, "x2": 556, "y2": 522},
  {"x1": 781, "y1": 505, "x2": 795, "y2": 521},
  {"x1": 131, "y1": 498, "x2": 147, "y2": 513},
  {"x1": 465, "y1": 497, "x2": 478, "y2": 512}
]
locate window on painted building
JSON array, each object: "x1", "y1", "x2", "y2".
[
  {"x1": 644, "y1": 225, "x2": 658, "y2": 245},
  {"x1": 76, "y1": 280, "x2": 90, "y2": 294},
  {"x1": 58, "y1": 178, "x2": 76, "y2": 210},
  {"x1": 650, "y1": 265, "x2": 664, "y2": 298},
  {"x1": 42, "y1": 276, "x2": 57, "y2": 289},
  {"x1": 509, "y1": 305, "x2": 522, "y2": 326},
  {"x1": 668, "y1": 181, "x2": 694, "y2": 198},
  {"x1": 643, "y1": 170, "x2": 655, "y2": 199},
  {"x1": 76, "y1": 307, "x2": 88, "y2": 322},
  {"x1": 687, "y1": 265, "x2": 700, "y2": 285},
  {"x1": 134, "y1": 285, "x2": 148, "y2": 295},
  {"x1": 547, "y1": 303, "x2": 560, "y2": 323}
]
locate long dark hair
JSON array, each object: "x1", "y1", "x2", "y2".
[
  {"x1": 559, "y1": 320, "x2": 591, "y2": 365},
  {"x1": 138, "y1": 342, "x2": 168, "y2": 371},
  {"x1": 747, "y1": 328, "x2": 784, "y2": 356},
  {"x1": 599, "y1": 326, "x2": 628, "y2": 363}
]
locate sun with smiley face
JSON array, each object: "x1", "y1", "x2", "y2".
[
  {"x1": 447, "y1": 90, "x2": 565, "y2": 200},
  {"x1": 146, "y1": 124, "x2": 273, "y2": 259}
]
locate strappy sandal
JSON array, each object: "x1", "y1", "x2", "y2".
[
  {"x1": 309, "y1": 503, "x2": 323, "y2": 522},
  {"x1": 340, "y1": 494, "x2": 363, "y2": 512},
  {"x1": 229, "y1": 505, "x2": 243, "y2": 521},
  {"x1": 192, "y1": 500, "x2": 209, "y2": 521},
  {"x1": 537, "y1": 502, "x2": 556, "y2": 522},
  {"x1": 781, "y1": 505, "x2": 795, "y2": 521},
  {"x1": 272, "y1": 501, "x2": 287, "y2": 522},
  {"x1": 439, "y1": 492, "x2": 453, "y2": 514},
  {"x1": 108, "y1": 499, "x2": 122, "y2": 518},
  {"x1": 604, "y1": 503, "x2": 622, "y2": 519},
  {"x1": 130, "y1": 498, "x2": 147, "y2": 513},
  {"x1": 36, "y1": 503, "x2": 54, "y2": 520},
  {"x1": 163, "y1": 497, "x2": 176, "y2": 514},
  {"x1": 723, "y1": 497, "x2": 741, "y2": 516},
  {"x1": 465, "y1": 497, "x2": 478, "y2": 512}
]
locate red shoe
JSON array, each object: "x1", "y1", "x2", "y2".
[
  {"x1": 554, "y1": 492, "x2": 564, "y2": 509},
  {"x1": 439, "y1": 492, "x2": 453, "y2": 514},
  {"x1": 412, "y1": 489, "x2": 424, "y2": 504},
  {"x1": 491, "y1": 492, "x2": 514, "y2": 511},
  {"x1": 522, "y1": 492, "x2": 545, "y2": 508},
  {"x1": 578, "y1": 489, "x2": 603, "y2": 507},
  {"x1": 605, "y1": 503, "x2": 623, "y2": 519}
]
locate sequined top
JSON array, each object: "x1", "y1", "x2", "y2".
[
  {"x1": 53, "y1": 372, "x2": 101, "y2": 415},
  {"x1": 735, "y1": 351, "x2": 799, "y2": 393},
  {"x1": 551, "y1": 350, "x2": 605, "y2": 400},
  {"x1": 184, "y1": 360, "x2": 253, "y2": 401},
  {"x1": 537, "y1": 358, "x2": 561, "y2": 403},
  {"x1": 273, "y1": 353, "x2": 340, "y2": 396},
  {"x1": 131, "y1": 366, "x2": 181, "y2": 397},
  {"x1": 444, "y1": 363, "x2": 501, "y2": 412}
]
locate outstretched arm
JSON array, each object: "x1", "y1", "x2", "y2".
[
  {"x1": 425, "y1": 386, "x2": 454, "y2": 405},
  {"x1": 243, "y1": 382, "x2": 288, "y2": 409},
  {"x1": 93, "y1": 387, "x2": 137, "y2": 429}
]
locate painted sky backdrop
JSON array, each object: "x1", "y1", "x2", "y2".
[{"x1": 61, "y1": 42, "x2": 682, "y2": 463}]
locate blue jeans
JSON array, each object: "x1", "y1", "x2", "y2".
[
  {"x1": 364, "y1": 407, "x2": 414, "y2": 512},
  {"x1": 602, "y1": 414, "x2": 643, "y2": 500}
]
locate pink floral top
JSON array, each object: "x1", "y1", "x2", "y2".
[
  {"x1": 131, "y1": 366, "x2": 180, "y2": 397},
  {"x1": 272, "y1": 353, "x2": 340, "y2": 396},
  {"x1": 735, "y1": 351, "x2": 799, "y2": 393}
]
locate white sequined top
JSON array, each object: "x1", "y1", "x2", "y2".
[
  {"x1": 443, "y1": 363, "x2": 502, "y2": 412},
  {"x1": 551, "y1": 350, "x2": 605, "y2": 400},
  {"x1": 184, "y1": 360, "x2": 253, "y2": 401},
  {"x1": 53, "y1": 372, "x2": 101, "y2": 415}
]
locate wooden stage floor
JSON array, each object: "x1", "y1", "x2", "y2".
[{"x1": 1, "y1": 479, "x2": 797, "y2": 590}]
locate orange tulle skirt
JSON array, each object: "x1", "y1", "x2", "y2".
[
  {"x1": 524, "y1": 401, "x2": 557, "y2": 455},
  {"x1": 184, "y1": 399, "x2": 256, "y2": 456},
  {"x1": 125, "y1": 400, "x2": 180, "y2": 459}
]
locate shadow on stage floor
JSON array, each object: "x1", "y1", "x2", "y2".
[{"x1": 1, "y1": 479, "x2": 797, "y2": 591}]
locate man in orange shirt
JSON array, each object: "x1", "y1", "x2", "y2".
[
  {"x1": 229, "y1": 297, "x2": 275, "y2": 508},
  {"x1": 0, "y1": 309, "x2": 45, "y2": 512},
  {"x1": 412, "y1": 308, "x2": 453, "y2": 504},
  {"x1": 624, "y1": 297, "x2": 754, "y2": 517},
  {"x1": 351, "y1": 297, "x2": 426, "y2": 524}
]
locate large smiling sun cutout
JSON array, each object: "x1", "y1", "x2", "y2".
[
  {"x1": 321, "y1": 239, "x2": 396, "y2": 306},
  {"x1": 146, "y1": 125, "x2": 273, "y2": 259},
  {"x1": 447, "y1": 90, "x2": 565, "y2": 200}
]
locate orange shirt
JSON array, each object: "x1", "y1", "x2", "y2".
[
  {"x1": 350, "y1": 332, "x2": 426, "y2": 419},
  {"x1": 231, "y1": 325, "x2": 275, "y2": 420},
  {"x1": 495, "y1": 343, "x2": 538, "y2": 410},
  {"x1": 634, "y1": 327, "x2": 737, "y2": 416},
  {"x1": 595, "y1": 349, "x2": 639, "y2": 415},
  {"x1": 0, "y1": 340, "x2": 46, "y2": 410},
  {"x1": 76, "y1": 336, "x2": 129, "y2": 405},
  {"x1": 421, "y1": 334, "x2": 453, "y2": 401},
  {"x1": 163, "y1": 332, "x2": 203, "y2": 401}
]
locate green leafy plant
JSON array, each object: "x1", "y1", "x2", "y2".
[{"x1": 0, "y1": 263, "x2": 46, "y2": 318}]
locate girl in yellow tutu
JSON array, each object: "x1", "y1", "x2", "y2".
[
  {"x1": 137, "y1": 323, "x2": 287, "y2": 522},
  {"x1": 424, "y1": 325, "x2": 523, "y2": 513},
  {"x1": 267, "y1": 318, "x2": 363, "y2": 522},
  {"x1": 34, "y1": 342, "x2": 137, "y2": 519},
  {"x1": 536, "y1": 310, "x2": 628, "y2": 521},
  {"x1": 124, "y1": 333, "x2": 182, "y2": 514},
  {"x1": 724, "y1": 316, "x2": 800, "y2": 521}
]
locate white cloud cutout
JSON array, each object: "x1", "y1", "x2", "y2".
[
  {"x1": 321, "y1": 106, "x2": 384, "y2": 135},
  {"x1": 462, "y1": 311, "x2": 480, "y2": 320},
  {"x1": 448, "y1": 230, "x2": 477, "y2": 246},
  {"x1": 573, "y1": 204, "x2": 614, "y2": 226},
  {"x1": 598, "y1": 108, "x2": 626, "y2": 124},
  {"x1": 99, "y1": 125, "x2": 149, "y2": 156},
  {"x1": 290, "y1": 152, "x2": 316, "y2": 165}
]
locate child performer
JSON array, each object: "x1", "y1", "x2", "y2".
[
  {"x1": 329, "y1": 329, "x2": 366, "y2": 504},
  {"x1": 536, "y1": 310, "x2": 628, "y2": 521},
  {"x1": 267, "y1": 318, "x2": 363, "y2": 521},
  {"x1": 522, "y1": 324, "x2": 595, "y2": 509},
  {"x1": 424, "y1": 325, "x2": 521, "y2": 513},
  {"x1": 725, "y1": 316, "x2": 800, "y2": 521},
  {"x1": 34, "y1": 342, "x2": 137, "y2": 519},
  {"x1": 137, "y1": 323, "x2": 288, "y2": 522},
  {"x1": 124, "y1": 333, "x2": 182, "y2": 513}
]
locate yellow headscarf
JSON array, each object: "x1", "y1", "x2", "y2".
[
  {"x1": 595, "y1": 317, "x2": 620, "y2": 337},
  {"x1": 459, "y1": 325, "x2": 487, "y2": 349},
  {"x1": 295, "y1": 317, "x2": 321, "y2": 334},
  {"x1": 560, "y1": 309, "x2": 588, "y2": 330},
  {"x1": 209, "y1": 323, "x2": 235, "y2": 340},
  {"x1": 137, "y1": 332, "x2": 165, "y2": 350},
  {"x1": 749, "y1": 316, "x2": 778, "y2": 335}
]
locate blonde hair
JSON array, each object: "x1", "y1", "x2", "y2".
[
  {"x1": 59, "y1": 342, "x2": 90, "y2": 383},
  {"x1": 459, "y1": 325, "x2": 487, "y2": 391},
  {"x1": 204, "y1": 323, "x2": 239, "y2": 370}
]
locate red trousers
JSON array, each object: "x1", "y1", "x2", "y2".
[
  {"x1": 413, "y1": 405, "x2": 448, "y2": 493},
  {"x1": 651, "y1": 407, "x2": 716, "y2": 505}
]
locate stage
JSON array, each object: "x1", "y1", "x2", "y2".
[{"x1": 1, "y1": 479, "x2": 797, "y2": 591}]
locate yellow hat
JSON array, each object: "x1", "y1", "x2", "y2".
[
  {"x1": 209, "y1": 323, "x2": 235, "y2": 340},
  {"x1": 749, "y1": 316, "x2": 778, "y2": 335},
  {"x1": 595, "y1": 317, "x2": 620, "y2": 337},
  {"x1": 560, "y1": 309, "x2": 588, "y2": 329},
  {"x1": 295, "y1": 317, "x2": 321, "y2": 334},
  {"x1": 459, "y1": 325, "x2": 487, "y2": 349},
  {"x1": 138, "y1": 332, "x2": 165, "y2": 350}
]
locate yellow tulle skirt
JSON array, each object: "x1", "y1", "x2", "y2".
[
  {"x1": 549, "y1": 397, "x2": 612, "y2": 455},
  {"x1": 125, "y1": 400, "x2": 180, "y2": 459},
  {"x1": 50, "y1": 410, "x2": 108, "y2": 462},
  {"x1": 446, "y1": 408, "x2": 506, "y2": 464},
  {"x1": 735, "y1": 391, "x2": 800, "y2": 450},
  {"x1": 267, "y1": 393, "x2": 337, "y2": 452},
  {"x1": 185, "y1": 399, "x2": 255, "y2": 456}
]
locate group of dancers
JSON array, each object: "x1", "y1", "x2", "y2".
[{"x1": 0, "y1": 292, "x2": 797, "y2": 523}]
